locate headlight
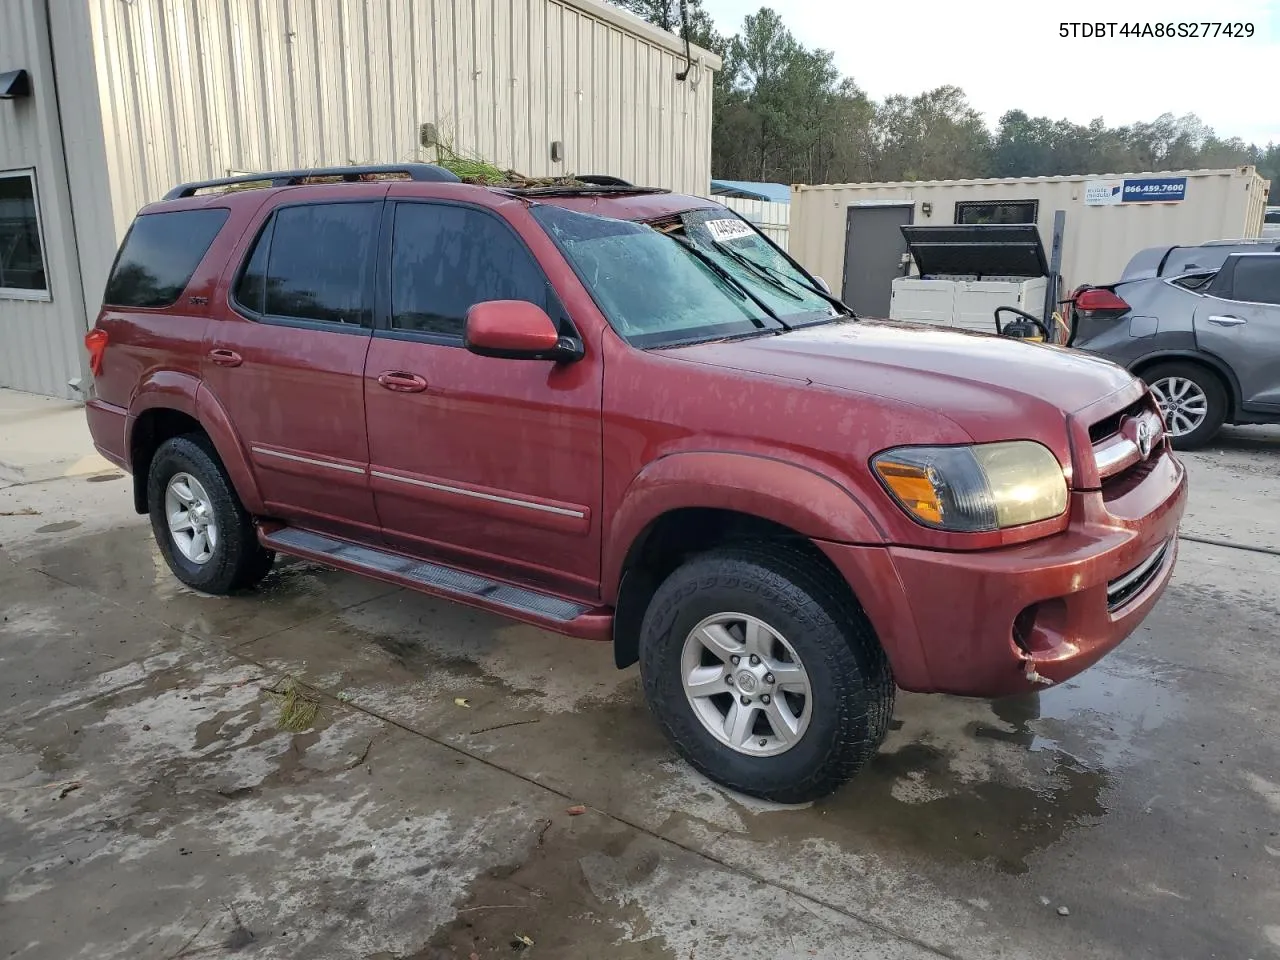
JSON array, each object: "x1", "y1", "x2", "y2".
[{"x1": 871, "y1": 441, "x2": 1067, "y2": 532}]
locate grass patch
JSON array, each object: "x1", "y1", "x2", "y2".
[
  {"x1": 434, "y1": 144, "x2": 591, "y2": 188},
  {"x1": 267, "y1": 677, "x2": 320, "y2": 732}
]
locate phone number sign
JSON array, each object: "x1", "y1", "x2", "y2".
[{"x1": 1086, "y1": 177, "x2": 1187, "y2": 205}]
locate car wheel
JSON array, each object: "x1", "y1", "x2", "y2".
[
  {"x1": 147, "y1": 434, "x2": 275, "y2": 594},
  {"x1": 638, "y1": 543, "x2": 894, "y2": 804},
  {"x1": 1143, "y1": 362, "x2": 1227, "y2": 450}
]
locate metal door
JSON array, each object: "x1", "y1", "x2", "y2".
[
  {"x1": 205, "y1": 190, "x2": 384, "y2": 539},
  {"x1": 1192, "y1": 254, "x2": 1280, "y2": 409},
  {"x1": 842, "y1": 204, "x2": 913, "y2": 317},
  {"x1": 364, "y1": 198, "x2": 604, "y2": 598}
]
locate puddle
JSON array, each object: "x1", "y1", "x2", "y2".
[
  {"x1": 35, "y1": 520, "x2": 81, "y2": 533},
  {"x1": 85, "y1": 473, "x2": 124, "y2": 483}
]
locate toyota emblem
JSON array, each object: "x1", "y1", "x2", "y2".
[{"x1": 1137, "y1": 420, "x2": 1153, "y2": 459}]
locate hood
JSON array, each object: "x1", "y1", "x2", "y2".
[{"x1": 670, "y1": 320, "x2": 1137, "y2": 442}]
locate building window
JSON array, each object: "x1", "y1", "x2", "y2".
[
  {"x1": 954, "y1": 199, "x2": 1039, "y2": 225},
  {"x1": 0, "y1": 170, "x2": 50, "y2": 299}
]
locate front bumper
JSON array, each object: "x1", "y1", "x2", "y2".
[{"x1": 821, "y1": 450, "x2": 1187, "y2": 697}]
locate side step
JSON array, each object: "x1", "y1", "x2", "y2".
[{"x1": 260, "y1": 527, "x2": 612, "y2": 640}]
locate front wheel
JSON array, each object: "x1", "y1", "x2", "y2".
[{"x1": 638, "y1": 544, "x2": 894, "y2": 804}]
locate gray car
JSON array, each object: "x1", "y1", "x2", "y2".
[{"x1": 1069, "y1": 240, "x2": 1280, "y2": 448}]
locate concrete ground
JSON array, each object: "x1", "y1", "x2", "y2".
[{"x1": 1, "y1": 405, "x2": 1278, "y2": 959}]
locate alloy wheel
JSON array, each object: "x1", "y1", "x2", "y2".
[
  {"x1": 680, "y1": 612, "x2": 813, "y2": 757},
  {"x1": 165, "y1": 472, "x2": 218, "y2": 564},
  {"x1": 1150, "y1": 376, "x2": 1209, "y2": 438}
]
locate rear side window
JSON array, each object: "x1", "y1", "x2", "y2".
[
  {"x1": 103, "y1": 209, "x2": 229, "y2": 307},
  {"x1": 389, "y1": 202, "x2": 547, "y2": 337},
  {"x1": 234, "y1": 202, "x2": 378, "y2": 326},
  {"x1": 1230, "y1": 257, "x2": 1280, "y2": 305}
]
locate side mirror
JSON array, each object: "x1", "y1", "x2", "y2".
[
  {"x1": 813, "y1": 275, "x2": 831, "y2": 294},
  {"x1": 464, "y1": 301, "x2": 583, "y2": 362}
]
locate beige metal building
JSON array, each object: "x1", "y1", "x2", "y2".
[
  {"x1": 0, "y1": 0, "x2": 718, "y2": 399},
  {"x1": 791, "y1": 167, "x2": 1271, "y2": 318}
]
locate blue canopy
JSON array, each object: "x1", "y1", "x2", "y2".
[{"x1": 709, "y1": 180, "x2": 791, "y2": 203}]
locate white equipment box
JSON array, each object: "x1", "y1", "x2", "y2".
[
  {"x1": 888, "y1": 224, "x2": 1049, "y2": 335},
  {"x1": 891, "y1": 276, "x2": 1047, "y2": 333}
]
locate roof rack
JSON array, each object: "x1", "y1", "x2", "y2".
[{"x1": 162, "y1": 163, "x2": 460, "y2": 200}]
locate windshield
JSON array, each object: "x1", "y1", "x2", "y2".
[{"x1": 531, "y1": 204, "x2": 838, "y2": 348}]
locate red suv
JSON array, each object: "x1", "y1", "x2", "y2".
[{"x1": 84, "y1": 164, "x2": 1187, "y2": 803}]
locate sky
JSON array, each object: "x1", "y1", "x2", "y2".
[{"x1": 698, "y1": 0, "x2": 1280, "y2": 147}]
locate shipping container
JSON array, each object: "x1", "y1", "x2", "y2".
[
  {"x1": 0, "y1": 0, "x2": 718, "y2": 399},
  {"x1": 790, "y1": 167, "x2": 1271, "y2": 319}
]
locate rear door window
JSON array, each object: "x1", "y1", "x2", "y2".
[
  {"x1": 234, "y1": 202, "x2": 378, "y2": 326},
  {"x1": 103, "y1": 209, "x2": 229, "y2": 307},
  {"x1": 1228, "y1": 257, "x2": 1280, "y2": 305},
  {"x1": 388, "y1": 202, "x2": 548, "y2": 339}
]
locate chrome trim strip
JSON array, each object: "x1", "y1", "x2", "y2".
[
  {"x1": 1093, "y1": 435, "x2": 1140, "y2": 477},
  {"x1": 1107, "y1": 540, "x2": 1169, "y2": 604},
  {"x1": 370, "y1": 470, "x2": 586, "y2": 519},
  {"x1": 251, "y1": 446, "x2": 366, "y2": 475}
]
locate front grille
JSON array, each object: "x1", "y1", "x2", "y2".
[
  {"x1": 1089, "y1": 398, "x2": 1146, "y2": 444},
  {"x1": 1090, "y1": 392, "x2": 1165, "y2": 486},
  {"x1": 1107, "y1": 540, "x2": 1169, "y2": 611}
]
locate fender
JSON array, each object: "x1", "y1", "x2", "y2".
[
  {"x1": 195, "y1": 384, "x2": 265, "y2": 514},
  {"x1": 124, "y1": 371, "x2": 265, "y2": 515},
  {"x1": 127, "y1": 369, "x2": 201, "y2": 422},
  {"x1": 603, "y1": 450, "x2": 884, "y2": 602}
]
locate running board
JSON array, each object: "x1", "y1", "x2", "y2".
[{"x1": 259, "y1": 527, "x2": 612, "y2": 641}]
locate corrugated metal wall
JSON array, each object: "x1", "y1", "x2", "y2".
[
  {"x1": 78, "y1": 0, "x2": 716, "y2": 246},
  {"x1": 792, "y1": 167, "x2": 1271, "y2": 301},
  {"x1": 0, "y1": 0, "x2": 88, "y2": 399},
  {"x1": 712, "y1": 196, "x2": 790, "y2": 251}
]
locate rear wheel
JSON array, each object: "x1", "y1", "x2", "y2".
[
  {"x1": 1143, "y1": 361, "x2": 1227, "y2": 450},
  {"x1": 638, "y1": 544, "x2": 894, "y2": 804},
  {"x1": 147, "y1": 435, "x2": 275, "y2": 594}
]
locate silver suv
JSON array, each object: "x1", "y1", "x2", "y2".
[{"x1": 1069, "y1": 241, "x2": 1280, "y2": 448}]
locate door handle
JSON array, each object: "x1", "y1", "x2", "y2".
[
  {"x1": 377, "y1": 371, "x2": 428, "y2": 393},
  {"x1": 208, "y1": 348, "x2": 243, "y2": 367},
  {"x1": 1207, "y1": 315, "x2": 1246, "y2": 327}
]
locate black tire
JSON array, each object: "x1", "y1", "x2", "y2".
[
  {"x1": 1141, "y1": 361, "x2": 1227, "y2": 450},
  {"x1": 638, "y1": 543, "x2": 894, "y2": 804},
  {"x1": 147, "y1": 434, "x2": 275, "y2": 594}
]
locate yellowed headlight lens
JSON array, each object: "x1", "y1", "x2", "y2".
[{"x1": 971, "y1": 442, "x2": 1069, "y2": 528}]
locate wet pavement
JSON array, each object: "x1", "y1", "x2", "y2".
[{"x1": 2, "y1": 427, "x2": 1279, "y2": 959}]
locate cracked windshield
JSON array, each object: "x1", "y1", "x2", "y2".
[{"x1": 533, "y1": 204, "x2": 841, "y2": 347}]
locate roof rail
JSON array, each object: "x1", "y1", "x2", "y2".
[
  {"x1": 162, "y1": 163, "x2": 461, "y2": 200},
  {"x1": 576, "y1": 175, "x2": 634, "y2": 187},
  {"x1": 1201, "y1": 237, "x2": 1280, "y2": 246}
]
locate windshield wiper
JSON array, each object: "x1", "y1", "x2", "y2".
[
  {"x1": 703, "y1": 241, "x2": 806, "y2": 302},
  {"x1": 650, "y1": 327, "x2": 783, "y2": 350},
  {"x1": 706, "y1": 241, "x2": 853, "y2": 317},
  {"x1": 666, "y1": 234, "x2": 789, "y2": 331}
]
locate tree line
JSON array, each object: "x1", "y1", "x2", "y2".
[{"x1": 614, "y1": 1, "x2": 1280, "y2": 187}]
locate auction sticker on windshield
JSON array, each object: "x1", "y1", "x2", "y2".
[{"x1": 704, "y1": 219, "x2": 755, "y2": 243}]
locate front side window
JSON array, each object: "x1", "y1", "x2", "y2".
[
  {"x1": 236, "y1": 202, "x2": 377, "y2": 325},
  {"x1": 532, "y1": 204, "x2": 836, "y2": 348},
  {"x1": 390, "y1": 203, "x2": 548, "y2": 337},
  {"x1": 0, "y1": 171, "x2": 50, "y2": 297},
  {"x1": 104, "y1": 209, "x2": 229, "y2": 308},
  {"x1": 1229, "y1": 257, "x2": 1280, "y2": 305}
]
